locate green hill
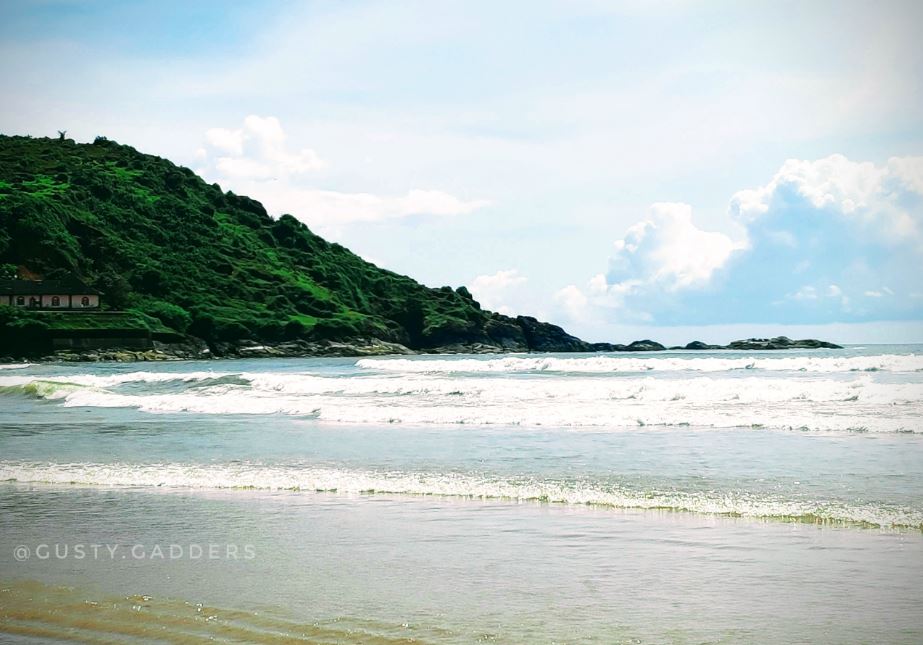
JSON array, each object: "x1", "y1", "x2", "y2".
[{"x1": 0, "y1": 134, "x2": 598, "y2": 357}]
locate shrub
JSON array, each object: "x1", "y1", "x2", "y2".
[{"x1": 140, "y1": 300, "x2": 191, "y2": 333}]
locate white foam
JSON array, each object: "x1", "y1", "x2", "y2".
[
  {"x1": 244, "y1": 373, "x2": 922, "y2": 404},
  {"x1": 10, "y1": 369, "x2": 914, "y2": 405},
  {"x1": 53, "y1": 389, "x2": 923, "y2": 434},
  {"x1": 2, "y1": 461, "x2": 918, "y2": 528},
  {"x1": 0, "y1": 370, "x2": 234, "y2": 388},
  {"x1": 357, "y1": 354, "x2": 923, "y2": 374},
  {"x1": 4, "y1": 371, "x2": 921, "y2": 433}
]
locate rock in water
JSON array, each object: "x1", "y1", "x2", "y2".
[
  {"x1": 625, "y1": 340, "x2": 666, "y2": 352},
  {"x1": 727, "y1": 336, "x2": 843, "y2": 350},
  {"x1": 684, "y1": 341, "x2": 722, "y2": 350}
]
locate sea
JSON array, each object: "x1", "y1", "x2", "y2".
[{"x1": 0, "y1": 345, "x2": 921, "y2": 643}]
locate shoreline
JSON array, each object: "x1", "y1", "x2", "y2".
[
  {"x1": 2, "y1": 484, "x2": 921, "y2": 644},
  {"x1": 2, "y1": 478, "x2": 918, "y2": 532},
  {"x1": 3, "y1": 335, "x2": 845, "y2": 363}
]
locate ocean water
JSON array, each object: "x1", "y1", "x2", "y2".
[{"x1": 1, "y1": 345, "x2": 922, "y2": 643}]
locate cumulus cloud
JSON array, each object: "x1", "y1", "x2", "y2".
[
  {"x1": 553, "y1": 203, "x2": 741, "y2": 326},
  {"x1": 204, "y1": 127, "x2": 244, "y2": 156},
  {"x1": 553, "y1": 284, "x2": 588, "y2": 318},
  {"x1": 730, "y1": 154, "x2": 923, "y2": 246},
  {"x1": 469, "y1": 269, "x2": 528, "y2": 316},
  {"x1": 198, "y1": 115, "x2": 490, "y2": 228},
  {"x1": 203, "y1": 115, "x2": 325, "y2": 179},
  {"x1": 558, "y1": 154, "x2": 923, "y2": 326},
  {"x1": 607, "y1": 202, "x2": 742, "y2": 291}
]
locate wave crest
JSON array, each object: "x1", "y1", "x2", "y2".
[
  {"x1": 357, "y1": 354, "x2": 923, "y2": 374},
  {"x1": 2, "y1": 371, "x2": 920, "y2": 433},
  {"x1": 2, "y1": 461, "x2": 919, "y2": 529}
]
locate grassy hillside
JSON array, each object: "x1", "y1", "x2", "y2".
[{"x1": 0, "y1": 134, "x2": 591, "y2": 354}]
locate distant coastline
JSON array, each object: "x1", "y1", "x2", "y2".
[
  {"x1": 0, "y1": 136, "x2": 842, "y2": 364},
  {"x1": 4, "y1": 334, "x2": 843, "y2": 363}
]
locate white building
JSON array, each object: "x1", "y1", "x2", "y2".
[{"x1": 0, "y1": 275, "x2": 101, "y2": 309}]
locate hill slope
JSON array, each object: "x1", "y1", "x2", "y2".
[{"x1": 0, "y1": 135, "x2": 599, "y2": 356}]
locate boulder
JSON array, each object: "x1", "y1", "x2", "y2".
[
  {"x1": 624, "y1": 339, "x2": 666, "y2": 352},
  {"x1": 684, "y1": 341, "x2": 722, "y2": 350}
]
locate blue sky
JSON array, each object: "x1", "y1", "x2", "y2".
[{"x1": 2, "y1": 0, "x2": 922, "y2": 343}]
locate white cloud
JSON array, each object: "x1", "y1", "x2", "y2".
[
  {"x1": 199, "y1": 115, "x2": 490, "y2": 228},
  {"x1": 606, "y1": 202, "x2": 742, "y2": 291},
  {"x1": 887, "y1": 157, "x2": 923, "y2": 195},
  {"x1": 204, "y1": 127, "x2": 245, "y2": 156},
  {"x1": 550, "y1": 203, "x2": 744, "y2": 328},
  {"x1": 553, "y1": 284, "x2": 588, "y2": 319},
  {"x1": 556, "y1": 154, "x2": 923, "y2": 328},
  {"x1": 202, "y1": 115, "x2": 325, "y2": 181},
  {"x1": 552, "y1": 274, "x2": 652, "y2": 328},
  {"x1": 788, "y1": 284, "x2": 849, "y2": 309},
  {"x1": 730, "y1": 154, "x2": 923, "y2": 246},
  {"x1": 731, "y1": 154, "x2": 885, "y2": 218},
  {"x1": 469, "y1": 269, "x2": 528, "y2": 315},
  {"x1": 791, "y1": 286, "x2": 818, "y2": 301}
]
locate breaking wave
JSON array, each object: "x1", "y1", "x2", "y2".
[
  {"x1": 1, "y1": 371, "x2": 920, "y2": 433},
  {"x1": 2, "y1": 461, "x2": 919, "y2": 529},
  {"x1": 357, "y1": 354, "x2": 923, "y2": 374}
]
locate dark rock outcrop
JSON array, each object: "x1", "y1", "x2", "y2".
[
  {"x1": 27, "y1": 332, "x2": 846, "y2": 362},
  {"x1": 515, "y1": 316, "x2": 591, "y2": 352},
  {"x1": 684, "y1": 341, "x2": 723, "y2": 350},
  {"x1": 625, "y1": 339, "x2": 666, "y2": 351},
  {"x1": 483, "y1": 315, "x2": 529, "y2": 350},
  {"x1": 726, "y1": 336, "x2": 843, "y2": 350}
]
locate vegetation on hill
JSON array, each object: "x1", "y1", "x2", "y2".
[{"x1": 0, "y1": 134, "x2": 589, "y2": 354}]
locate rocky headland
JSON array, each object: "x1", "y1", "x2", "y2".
[
  {"x1": 10, "y1": 334, "x2": 843, "y2": 363},
  {"x1": 0, "y1": 136, "x2": 842, "y2": 364}
]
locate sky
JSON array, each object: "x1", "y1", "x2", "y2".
[{"x1": 1, "y1": 0, "x2": 922, "y2": 344}]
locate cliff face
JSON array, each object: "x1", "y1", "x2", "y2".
[{"x1": 0, "y1": 135, "x2": 596, "y2": 354}]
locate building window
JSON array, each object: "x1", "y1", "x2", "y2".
[
  {"x1": 29, "y1": 297, "x2": 39, "y2": 307},
  {"x1": 81, "y1": 296, "x2": 90, "y2": 307},
  {"x1": 16, "y1": 296, "x2": 24, "y2": 305},
  {"x1": 52, "y1": 296, "x2": 60, "y2": 306}
]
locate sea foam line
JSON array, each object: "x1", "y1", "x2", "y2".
[
  {"x1": 2, "y1": 373, "x2": 921, "y2": 405},
  {"x1": 1, "y1": 461, "x2": 919, "y2": 530},
  {"x1": 0, "y1": 370, "x2": 236, "y2": 388},
  {"x1": 357, "y1": 354, "x2": 923, "y2": 374},
  {"x1": 1, "y1": 374, "x2": 920, "y2": 433}
]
